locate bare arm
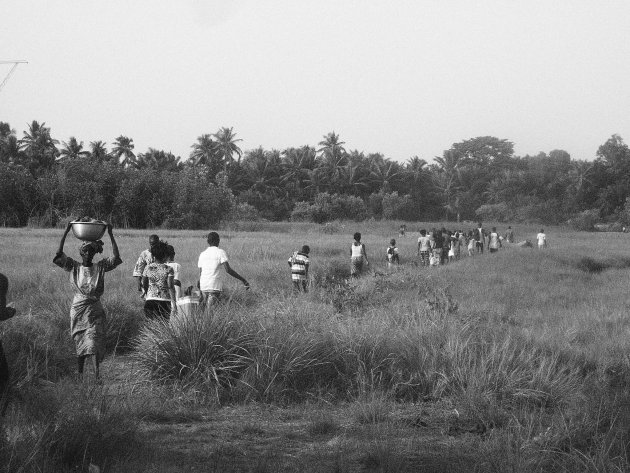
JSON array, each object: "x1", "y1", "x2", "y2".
[
  {"x1": 0, "y1": 272, "x2": 16, "y2": 321},
  {"x1": 142, "y1": 276, "x2": 149, "y2": 296},
  {"x1": 362, "y1": 244, "x2": 369, "y2": 265},
  {"x1": 167, "y1": 274, "x2": 176, "y2": 313},
  {"x1": 56, "y1": 222, "x2": 73, "y2": 256},
  {"x1": 224, "y1": 262, "x2": 249, "y2": 289},
  {"x1": 107, "y1": 223, "x2": 120, "y2": 261}
]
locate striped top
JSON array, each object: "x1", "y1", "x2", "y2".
[{"x1": 288, "y1": 251, "x2": 310, "y2": 281}]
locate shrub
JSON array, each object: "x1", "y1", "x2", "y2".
[
  {"x1": 1, "y1": 381, "x2": 138, "y2": 472},
  {"x1": 290, "y1": 201, "x2": 314, "y2": 222},
  {"x1": 133, "y1": 307, "x2": 254, "y2": 391},
  {"x1": 475, "y1": 202, "x2": 511, "y2": 222},
  {"x1": 381, "y1": 192, "x2": 413, "y2": 220},
  {"x1": 290, "y1": 194, "x2": 368, "y2": 223},
  {"x1": 567, "y1": 209, "x2": 599, "y2": 231},
  {"x1": 226, "y1": 202, "x2": 261, "y2": 222}
]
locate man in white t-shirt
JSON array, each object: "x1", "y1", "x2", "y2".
[{"x1": 197, "y1": 232, "x2": 249, "y2": 305}]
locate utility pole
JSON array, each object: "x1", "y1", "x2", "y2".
[{"x1": 0, "y1": 60, "x2": 27, "y2": 94}]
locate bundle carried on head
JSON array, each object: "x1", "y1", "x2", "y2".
[{"x1": 79, "y1": 240, "x2": 104, "y2": 256}]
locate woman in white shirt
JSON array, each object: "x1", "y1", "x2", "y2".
[
  {"x1": 350, "y1": 232, "x2": 369, "y2": 277},
  {"x1": 537, "y1": 229, "x2": 547, "y2": 249}
]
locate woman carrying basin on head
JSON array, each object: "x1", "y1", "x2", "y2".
[{"x1": 54, "y1": 222, "x2": 122, "y2": 380}]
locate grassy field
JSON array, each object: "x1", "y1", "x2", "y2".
[{"x1": 2, "y1": 221, "x2": 630, "y2": 472}]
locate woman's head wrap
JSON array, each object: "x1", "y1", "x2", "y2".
[{"x1": 79, "y1": 240, "x2": 104, "y2": 256}]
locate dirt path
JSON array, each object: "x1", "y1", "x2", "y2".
[{"x1": 98, "y1": 356, "x2": 485, "y2": 473}]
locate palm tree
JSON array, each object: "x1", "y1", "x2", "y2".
[
  {"x1": 340, "y1": 150, "x2": 370, "y2": 196},
  {"x1": 111, "y1": 135, "x2": 136, "y2": 167},
  {"x1": 137, "y1": 148, "x2": 181, "y2": 172},
  {"x1": 316, "y1": 132, "x2": 348, "y2": 192},
  {"x1": 58, "y1": 137, "x2": 90, "y2": 161},
  {"x1": 280, "y1": 146, "x2": 316, "y2": 198},
  {"x1": 89, "y1": 141, "x2": 109, "y2": 162},
  {"x1": 368, "y1": 154, "x2": 404, "y2": 193},
  {"x1": 190, "y1": 134, "x2": 223, "y2": 178},
  {"x1": 0, "y1": 122, "x2": 19, "y2": 163},
  {"x1": 19, "y1": 120, "x2": 59, "y2": 172},
  {"x1": 317, "y1": 131, "x2": 346, "y2": 160},
  {"x1": 433, "y1": 150, "x2": 465, "y2": 221},
  {"x1": 405, "y1": 156, "x2": 429, "y2": 196},
  {"x1": 242, "y1": 147, "x2": 282, "y2": 195},
  {"x1": 213, "y1": 127, "x2": 242, "y2": 172}
]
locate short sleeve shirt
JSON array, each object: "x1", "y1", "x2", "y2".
[
  {"x1": 418, "y1": 236, "x2": 431, "y2": 252},
  {"x1": 133, "y1": 249, "x2": 154, "y2": 277},
  {"x1": 198, "y1": 246, "x2": 229, "y2": 291},
  {"x1": 143, "y1": 263, "x2": 174, "y2": 301},
  {"x1": 166, "y1": 262, "x2": 181, "y2": 282}
]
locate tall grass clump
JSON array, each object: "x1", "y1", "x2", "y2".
[
  {"x1": 1, "y1": 381, "x2": 138, "y2": 472},
  {"x1": 1, "y1": 309, "x2": 75, "y2": 383},
  {"x1": 133, "y1": 306, "x2": 254, "y2": 393}
]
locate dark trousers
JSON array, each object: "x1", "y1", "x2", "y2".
[{"x1": 144, "y1": 300, "x2": 171, "y2": 320}]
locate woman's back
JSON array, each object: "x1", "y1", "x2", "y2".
[
  {"x1": 143, "y1": 263, "x2": 173, "y2": 301},
  {"x1": 351, "y1": 242, "x2": 363, "y2": 258}
]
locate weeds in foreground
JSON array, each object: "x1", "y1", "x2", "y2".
[{"x1": 0, "y1": 380, "x2": 138, "y2": 473}]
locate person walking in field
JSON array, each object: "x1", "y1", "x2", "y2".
[
  {"x1": 417, "y1": 229, "x2": 431, "y2": 266},
  {"x1": 142, "y1": 241, "x2": 177, "y2": 320},
  {"x1": 386, "y1": 239, "x2": 400, "y2": 267},
  {"x1": 165, "y1": 244, "x2": 182, "y2": 300},
  {"x1": 198, "y1": 232, "x2": 250, "y2": 305},
  {"x1": 350, "y1": 232, "x2": 369, "y2": 277},
  {"x1": 431, "y1": 228, "x2": 443, "y2": 266},
  {"x1": 488, "y1": 227, "x2": 502, "y2": 253},
  {"x1": 505, "y1": 226, "x2": 515, "y2": 243},
  {"x1": 288, "y1": 245, "x2": 310, "y2": 292},
  {"x1": 537, "y1": 229, "x2": 547, "y2": 249},
  {"x1": 0, "y1": 272, "x2": 17, "y2": 414},
  {"x1": 474, "y1": 223, "x2": 485, "y2": 254},
  {"x1": 133, "y1": 234, "x2": 159, "y2": 293},
  {"x1": 457, "y1": 231, "x2": 466, "y2": 260},
  {"x1": 467, "y1": 230, "x2": 475, "y2": 256},
  {"x1": 54, "y1": 223, "x2": 122, "y2": 380}
]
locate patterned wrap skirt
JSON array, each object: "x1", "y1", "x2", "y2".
[
  {"x1": 351, "y1": 256, "x2": 364, "y2": 276},
  {"x1": 70, "y1": 294, "x2": 106, "y2": 361}
]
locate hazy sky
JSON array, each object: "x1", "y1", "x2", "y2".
[{"x1": 2, "y1": 0, "x2": 629, "y2": 163}]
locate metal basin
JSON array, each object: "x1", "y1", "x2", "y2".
[{"x1": 70, "y1": 221, "x2": 107, "y2": 241}]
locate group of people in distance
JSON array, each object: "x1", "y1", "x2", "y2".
[{"x1": 384, "y1": 223, "x2": 547, "y2": 268}]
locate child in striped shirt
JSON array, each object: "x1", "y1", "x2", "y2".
[{"x1": 288, "y1": 245, "x2": 310, "y2": 292}]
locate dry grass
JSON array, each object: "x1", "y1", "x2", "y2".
[{"x1": 3, "y1": 222, "x2": 630, "y2": 470}]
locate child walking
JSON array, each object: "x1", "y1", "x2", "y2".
[
  {"x1": 288, "y1": 245, "x2": 310, "y2": 292},
  {"x1": 386, "y1": 239, "x2": 400, "y2": 266}
]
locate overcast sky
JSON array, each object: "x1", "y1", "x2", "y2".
[{"x1": 2, "y1": 0, "x2": 629, "y2": 163}]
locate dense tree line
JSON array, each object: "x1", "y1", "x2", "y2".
[{"x1": 1, "y1": 120, "x2": 629, "y2": 228}]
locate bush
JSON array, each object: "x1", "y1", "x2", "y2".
[
  {"x1": 133, "y1": 308, "x2": 254, "y2": 390},
  {"x1": 290, "y1": 201, "x2": 314, "y2": 222},
  {"x1": 226, "y1": 202, "x2": 261, "y2": 222},
  {"x1": 1, "y1": 382, "x2": 138, "y2": 472},
  {"x1": 475, "y1": 202, "x2": 511, "y2": 222},
  {"x1": 290, "y1": 194, "x2": 367, "y2": 223},
  {"x1": 381, "y1": 192, "x2": 413, "y2": 220},
  {"x1": 567, "y1": 209, "x2": 599, "y2": 231}
]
